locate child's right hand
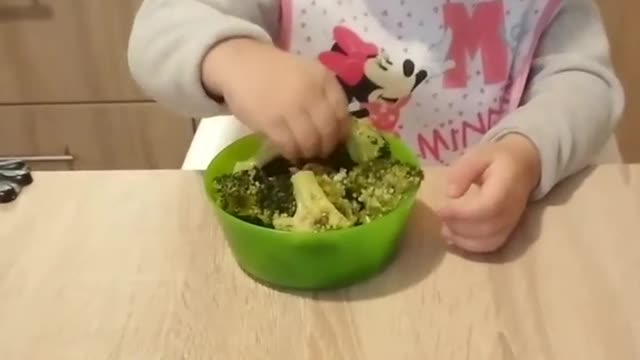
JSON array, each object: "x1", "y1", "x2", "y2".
[{"x1": 202, "y1": 38, "x2": 351, "y2": 161}]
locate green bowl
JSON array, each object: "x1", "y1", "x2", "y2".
[{"x1": 203, "y1": 134, "x2": 421, "y2": 290}]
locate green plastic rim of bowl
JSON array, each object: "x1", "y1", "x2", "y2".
[{"x1": 203, "y1": 133, "x2": 422, "y2": 290}]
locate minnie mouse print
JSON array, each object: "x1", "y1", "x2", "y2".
[{"x1": 319, "y1": 26, "x2": 428, "y2": 133}]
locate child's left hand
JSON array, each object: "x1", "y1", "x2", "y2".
[{"x1": 437, "y1": 134, "x2": 542, "y2": 253}]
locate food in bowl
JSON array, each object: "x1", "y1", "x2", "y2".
[{"x1": 208, "y1": 122, "x2": 424, "y2": 232}]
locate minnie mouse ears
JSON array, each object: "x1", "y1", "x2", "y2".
[{"x1": 318, "y1": 26, "x2": 379, "y2": 86}]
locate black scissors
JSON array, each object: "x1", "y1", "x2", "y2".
[{"x1": 0, "y1": 160, "x2": 33, "y2": 204}]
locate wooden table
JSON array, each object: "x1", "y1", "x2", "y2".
[{"x1": 1, "y1": 165, "x2": 639, "y2": 359}]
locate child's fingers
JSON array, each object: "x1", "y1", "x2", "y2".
[
  {"x1": 442, "y1": 216, "x2": 509, "y2": 239},
  {"x1": 441, "y1": 224, "x2": 508, "y2": 253},
  {"x1": 325, "y1": 80, "x2": 349, "y2": 120},
  {"x1": 309, "y1": 101, "x2": 340, "y2": 158},
  {"x1": 438, "y1": 171, "x2": 509, "y2": 221},
  {"x1": 288, "y1": 112, "x2": 321, "y2": 160},
  {"x1": 337, "y1": 109, "x2": 352, "y2": 142},
  {"x1": 438, "y1": 194, "x2": 498, "y2": 222},
  {"x1": 446, "y1": 148, "x2": 492, "y2": 198},
  {"x1": 324, "y1": 79, "x2": 351, "y2": 139},
  {"x1": 267, "y1": 121, "x2": 300, "y2": 162}
]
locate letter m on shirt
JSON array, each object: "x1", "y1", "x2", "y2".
[{"x1": 443, "y1": 0, "x2": 509, "y2": 88}]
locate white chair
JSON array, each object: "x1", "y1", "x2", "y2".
[
  {"x1": 182, "y1": 115, "x2": 251, "y2": 170},
  {"x1": 182, "y1": 116, "x2": 623, "y2": 170}
]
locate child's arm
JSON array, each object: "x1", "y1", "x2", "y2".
[
  {"x1": 127, "y1": 0, "x2": 280, "y2": 117},
  {"x1": 128, "y1": 0, "x2": 350, "y2": 161},
  {"x1": 484, "y1": 0, "x2": 625, "y2": 200}
]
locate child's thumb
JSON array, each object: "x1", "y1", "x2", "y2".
[{"x1": 446, "y1": 148, "x2": 492, "y2": 198}]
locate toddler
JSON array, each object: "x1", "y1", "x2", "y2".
[{"x1": 128, "y1": 0, "x2": 624, "y2": 253}]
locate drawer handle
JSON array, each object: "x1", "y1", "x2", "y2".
[{"x1": 0, "y1": 155, "x2": 74, "y2": 162}]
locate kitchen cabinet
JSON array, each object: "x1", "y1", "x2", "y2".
[
  {"x1": 0, "y1": 0, "x2": 194, "y2": 169},
  {"x1": 0, "y1": 103, "x2": 193, "y2": 170},
  {"x1": 0, "y1": 0, "x2": 146, "y2": 104},
  {"x1": 597, "y1": 0, "x2": 640, "y2": 162}
]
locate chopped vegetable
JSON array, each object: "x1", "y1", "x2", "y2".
[
  {"x1": 343, "y1": 158, "x2": 423, "y2": 224},
  {"x1": 210, "y1": 168, "x2": 268, "y2": 225},
  {"x1": 346, "y1": 121, "x2": 391, "y2": 163},
  {"x1": 272, "y1": 170, "x2": 354, "y2": 232},
  {"x1": 209, "y1": 122, "x2": 423, "y2": 232}
]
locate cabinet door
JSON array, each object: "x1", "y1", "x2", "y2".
[
  {"x1": 596, "y1": 0, "x2": 640, "y2": 162},
  {"x1": 0, "y1": 0, "x2": 146, "y2": 103},
  {"x1": 0, "y1": 103, "x2": 194, "y2": 170}
]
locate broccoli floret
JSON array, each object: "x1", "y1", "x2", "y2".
[
  {"x1": 299, "y1": 163, "x2": 360, "y2": 222},
  {"x1": 211, "y1": 168, "x2": 295, "y2": 226},
  {"x1": 233, "y1": 143, "x2": 280, "y2": 173},
  {"x1": 272, "y1": 170, "x2": 354, "y2": 232},
  {"x1": 315, "y1": 170, "x2": 361, "y2": 223},
  {"x1": 211, "y1": 168, "x2": 268, "y2": 225},
  {"x1": 346, "y1": 121, "x2": 391, "y2": 164},
  {"x1": 344, "y1": 158, "x2": 424, "y2": 224},
  {"x1": 258, "y1": 174, "x2": 296, "y2": 219}
]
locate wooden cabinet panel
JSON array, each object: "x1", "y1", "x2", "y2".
[
  {"x1": 0, "y1": 103, "x2": 194, "y2": 170},
  {"x1": 0, "y1": 0, "x2": 146, "y2": 104},
  {"x1": 596, "y1": 1, "x2": 640, "y2": 162}
]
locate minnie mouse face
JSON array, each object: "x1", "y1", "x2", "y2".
[
  {"x1": 319, "y1": 26, "x2": 428, "y2": 117},
  {"x1": 319, "y1": 26, "x2": 429, "y2": 128},
  {"x1": 363, "y1": 48, "x2": 428, "y2": 103}
]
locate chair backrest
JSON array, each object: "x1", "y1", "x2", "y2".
[{"x1": 182, "y1": 116, "x2": 251, "y2": 170}]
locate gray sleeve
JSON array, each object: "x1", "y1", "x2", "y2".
[
  {"x1": 483, "y1": 0, "x2": 625, "y2": 200},
  {"x1": 127, "y1": 0, "x2": 281, "y2": 118}
]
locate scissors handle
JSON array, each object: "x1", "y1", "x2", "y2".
[
  {"x1": 0, "y1": 169, "x2": 33, "y2": 187},
  {"x1": 0, "y1": 181, "x2": 19, "y2": 204},
  {"x1": 0, "y1": 160, "x2": 27, "y2": 170},
  {"x1": 0, "y1": 160, "x2": 32, "y2": 204}
]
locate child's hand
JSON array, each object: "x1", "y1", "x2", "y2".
[
  {"x1": 437, "y1": 134, "x2": 541, "y2": 253},
  {"x1": 202, "y1": 38, "x2": 350, "y2": 161}
]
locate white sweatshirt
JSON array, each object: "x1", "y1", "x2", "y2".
[{"x1": 127, "y1": 0, "x2": 624, "y2": 199}]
